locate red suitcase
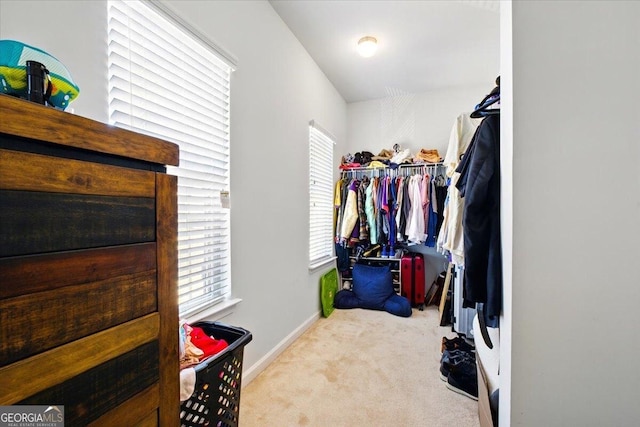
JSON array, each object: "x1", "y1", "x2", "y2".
[{"x1": 401, "y1": 252, "x2": 426, "y2": 310}]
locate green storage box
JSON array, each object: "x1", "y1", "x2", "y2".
[{"x1": 320, "y1": 268, "x2": 339, "y2": 317}]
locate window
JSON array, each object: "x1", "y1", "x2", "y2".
[
  {"x1": 108, "y1": 0, "x2": 234, "y2": 317},
  {"x1": 308, "y1": 121, "x2": 335, "y2": 268}
]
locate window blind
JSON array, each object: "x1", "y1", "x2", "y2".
[
  {"x1": 309, "y1": 122, "x2": 335, "y2": 268},
  {"x1": 107, "y1": 0, "x2": 232, "y2": 316}
]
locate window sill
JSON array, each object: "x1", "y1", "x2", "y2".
[
  {"x1": 182, "y1": 298, "x2": 242, "y2": 325},
  {"x1": 308, "y1": 256, "x2": 337, "y2": 272}
]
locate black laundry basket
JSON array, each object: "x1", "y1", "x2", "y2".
[{"x1": 180, "y1": 321, "x2": 252, "y2": 427}]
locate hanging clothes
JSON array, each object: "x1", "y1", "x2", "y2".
[
  {"x1": 425, "y1": 177, "x2": 439, "y2": 247},
  {"x1": 365, "y1": 178, "x2": 377, "y2": 245},
  {"x1": 394, "y1": 176, "x2": 405, "y2": 243},
  {"x1": 401, "y1": 176, "x2": 411, "y2": 240},
  {"x1": 334, "y1": 178, "x2": 349, "y2": 243},
  {"x1": 380, "y1": 176, "x2": 391, "y2": 246},
  {"x1": 336, "y1": 164, "x2": 445, "y2": 249},
  {"x1": 357, "y1": 177, "x2": 369, "y2": 242},
  {"x1": 434, "y1": 176, "x2": 448, "y2": 237},
  {"x1": 388, "y1": 176, "x2": 398, "y2": 251},
  {"x1": 421, "y1": 173, "x2": 430, "y2": 234},
  {"x1": 437, "y1": 112, "x2": 482, "y2": 264},
  {"x1": 443, "y1": 113, "x2": 482, "y2": 177},
  {"x1": 455, "y1": 113, "x2": 501, "y2": 328},
  {"x1": 405, "y1": 175, "x2": 426, "y2": 243},
  {"x1": 339, "y1": 179, "x2": 359, "y2": 243},
  {"x1": 376, "y1": 177, "x2": 387, "y2": 246}
]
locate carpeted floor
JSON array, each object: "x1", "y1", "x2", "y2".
[{"x1": 240, "y1": 306, "x2": 479, "y2": 427}]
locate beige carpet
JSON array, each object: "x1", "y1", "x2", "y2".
[{"x1": 240, "y1": 306, "x2": 480, "y2": 427}]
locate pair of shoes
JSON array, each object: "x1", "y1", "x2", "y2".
[
  {"x1": 440, "y1": 349, "x2": 475, "y2": 381},
  {"x1": 363, "y1": 244, "x2": 380, "y2": 257},
  {"x1": 446, "y1": 368, "x2": 479, "y2": 401},
  {"x1": 441, "y1": 335, "x2": 475, "y2": 354},
  {"x1": 439, "y1": 348, "x2": 478, "y2": 401}
]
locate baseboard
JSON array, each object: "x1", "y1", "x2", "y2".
[{"x1": 242, "y1": 311, "x2": 321, "y2": 386}]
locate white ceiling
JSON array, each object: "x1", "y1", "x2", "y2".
[{"x1": 269, "y1": 0, "x2": 501, "y2": 103}]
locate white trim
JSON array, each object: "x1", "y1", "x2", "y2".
[
  {"x1": 241, "y1": 311, "x2": 321, "y2": 386},
  {"x1": 309, "y1": 119, "x2": 337, "y2": 144},
  {"x1": 499, "y1": 1, "x2": 512, "y2": 426},
  {"x1": 308, "y1": 256, "x2": 337, "y2": 272},
  {"x1": 308, "y1": 123, "x2": 335, "y2": 267},
  {"x1": 182, "y1": 298, "x2": 242, "y2": 325},
  {"x1": 149, "y1": 0, "x2": 238, "y2": 70}
]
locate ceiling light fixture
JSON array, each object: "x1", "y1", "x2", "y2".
[{"x1": 357, "y1": 36, "x2": 378, "y2": 58}]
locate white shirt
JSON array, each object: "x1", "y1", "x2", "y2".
[{"x1": 438, "y1": 113, "x2": 481, "y2": 264}]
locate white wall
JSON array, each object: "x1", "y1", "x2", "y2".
[
  {"x1": 498, "y1": 0, "x2": 513, "y2": 425},
  {"x1": 160, "y1": 0, "x2": 347, "y2": 379},
  {"x1": 346, "y1": 83, "x2": 493, "y2": 158},
  {"x1": 0, "y1": 0, "x2": 347, "y2": 380},
  {"x1": 0, "y1": 0, "x2": 109, "y2": 122},
  {"x1": 508, "y1": 1, "x2": 640, "y2": 425}
]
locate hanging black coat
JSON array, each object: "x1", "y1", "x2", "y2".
[{"x1": 455, "y1": 114, "x2": 501, "y2": 327}]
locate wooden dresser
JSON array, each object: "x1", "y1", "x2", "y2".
[{"x1": 0, "y1": 94, "x2": 179, "y2": 426}]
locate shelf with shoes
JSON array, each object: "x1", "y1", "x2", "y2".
[{"x1": 340, "y1": 252, "x2": 403, "y2": 295}]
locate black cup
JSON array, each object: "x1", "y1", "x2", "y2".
[{"x1": 26, "y1": 60, "x2": 47, "y2": 104}]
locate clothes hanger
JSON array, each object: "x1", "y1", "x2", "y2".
[
  {"x1": 470, "y1": 76, "x2": 501, "y2": 118},
  {"x1": 470, "y1": 90, "x2": 500, "y2": 118}
]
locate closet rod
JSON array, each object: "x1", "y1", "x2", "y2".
[
  {"x1": 340, "y1": 162, "x2": 443, "y2": 172},
  {"x1": 340, "y1": 162, "x2": 445, "y2": 179}
]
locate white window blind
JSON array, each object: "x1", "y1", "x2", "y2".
[
  {"x1": 309, "y1": 121, "x2": 335, "y2": 268},
  {"x1": 107, "y1": 0, "x2": 232, "y2": 317}
]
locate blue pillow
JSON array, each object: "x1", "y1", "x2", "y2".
[
  {"x1": 352, "y1": 263, "x2": 394, "y2": 310},
  {"x1": 383, "y1": 294, "x2": 412, "y2": 318}
]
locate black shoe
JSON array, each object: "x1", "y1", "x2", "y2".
[
  {"x1": 446, "y1": 368, "x2": 478, "y2": 401},
  {"x1": 441, "y1": 335, "x2": 475, "y2": 353},
  {"x1": 441, "y1": 348, "x2": 475, "y2": 360},
  {"x1": 439, "y1": 349, "x2": 475, "y2": 381}
]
